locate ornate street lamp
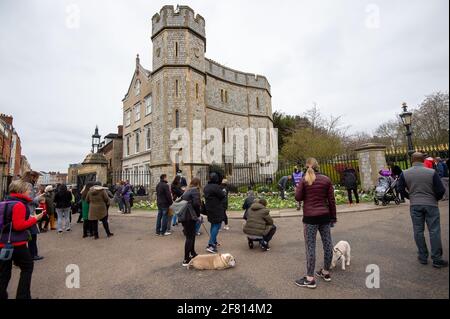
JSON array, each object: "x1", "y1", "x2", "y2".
[
  {"x1": 91, "y1": 126, "x2": 101, "y2": 153},
  {"x1": 399, "y1": 102, "x2": 414, "y2": 156}
]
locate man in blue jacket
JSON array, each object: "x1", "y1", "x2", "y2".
[{"x1": 398, "y1": 152, "x2": 447, "y2": 268}]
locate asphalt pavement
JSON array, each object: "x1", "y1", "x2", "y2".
[{"x1": 6, "y1": 202, "x2": 449, "y2": 299}]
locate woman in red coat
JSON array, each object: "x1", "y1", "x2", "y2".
[{"x1": 0, "y1": 180, "x2": 43, "y2": 299}]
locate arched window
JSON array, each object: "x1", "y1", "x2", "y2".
[{"x1": 134, "y1": 79, "x2": 141, "y2": 96}]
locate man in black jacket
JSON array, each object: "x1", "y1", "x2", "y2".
[
  {"x1": 203, "y1": 172, "x2": 225, "y2": 253},
  {"x1": 155, "y1": 174, "x2": 173, "y2": 236}
]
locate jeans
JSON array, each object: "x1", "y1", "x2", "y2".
[
  {"x1": 208, "y1": 223, "x2": 221, "y2": 247},
  {"x1": 303, "y1": 223, "x2": 333, "y2": 277},
  {"x1": 56, "y1": 207, "x2": 71, "y2": 231},
  {"x1": 28, "y1": 234, "x2": 38, "y2": 258},
  {"x1": 195, "y1": 220, "x2": 202, "y2": 234},
  {"x1": 347, "y1": 188, "x2": 359, "y2": 204},
  {"x1": 442, "y1": 177, "x2": 449, "y2": 201},
  {"x1": 279, "y1": 186, "x2": 286, "y2": 200},
  {"x1": 182, "y1": 221, "x2": 197, "y2": 261},
  {"x1": 116, "y1": 197, "x2": 124, "y2": 211},
  {"x1": 172, "y1": 214, "x2": 178, "y2": 226},
  {"x1": 156, "y1": 208, "x2": 169, "y2": 235},
  {"x1": 0, "y1": 245, "x2": 34, "y2": 299},
  {"x1": 263, "y1": 225, "x2": 277, "y2": 243},
  {"x1": 410, "y1": 205, "x2": 443, "y2": 262},
  {"x1": 124, "y1": 199, "x2": 131, "y2": 214}
]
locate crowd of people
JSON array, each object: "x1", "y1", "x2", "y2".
[
  {"x1": 0, "y1": 152, "x2": 448, "y2": 298},
  {"x1": 0, "y1": 172, "x2": 119, "y2": 299}
]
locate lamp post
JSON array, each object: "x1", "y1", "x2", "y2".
[
  {"x1": 399, "y1": 102, "x2": 414, "y2": 157},
  {"x1": 91, "y1": 126, "x2": 101, "y2": 153}
]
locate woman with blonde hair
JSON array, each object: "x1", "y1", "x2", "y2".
[{"x1": 295, "y1": 158, "x2": 337, "y2": 289}]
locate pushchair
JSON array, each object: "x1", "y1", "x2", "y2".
[{"x1": 374, "y1": 176, "x2": 401, "y2": 206}]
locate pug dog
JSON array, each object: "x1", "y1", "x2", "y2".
[
  {"x1": 187, "y1": 253, "x2": 236, "y2": 270},
  {"x1": 331, "y1": 241, "x2": 351, "y2": 270}
]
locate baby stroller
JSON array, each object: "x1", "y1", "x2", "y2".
[{"x1": 374, "y1": 176, "x2": 401, "y2": 206}]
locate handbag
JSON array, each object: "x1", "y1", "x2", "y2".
[{"x1": 0, "y1": 223, "x2": 14, "y2": 261}]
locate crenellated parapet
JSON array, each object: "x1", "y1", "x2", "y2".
[
  {"x1": 152, "y1": 5, "x2": 206, "y2": 39},
  {"x1": 206, "y1": 58, "x2": 271, "y2": 94}
]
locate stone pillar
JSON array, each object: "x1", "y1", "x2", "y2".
[{"x1": 355, "y1": 143, "x2": 387, "y2": 191}]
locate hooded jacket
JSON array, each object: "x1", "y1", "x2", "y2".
[
  {"x1": 243, "y1": 202, "x2": 274, "y2": 236},
  {"x1": 203, "y1": 173, "x2": 226, "y2": 224},
  {"x1": 54, "y1": 188, "x2": 73, "y2": 209},
  {"x1": 86, "y1": 186, "x2": 109, "y2": 220}
]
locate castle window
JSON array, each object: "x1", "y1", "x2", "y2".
[
  {"x1": 195, "y1": 83, "x2": 199, "y2": 100},
  {"x1": 125, "y1": 135, "x2": 130, "y2": 156},
  {"x1": 134, "y1": 103, "x2": 141, "y2": 122},
  {"x1": 176, "y1": 80, "x2": 179, "y2": 97},
  {"x1": 175, "y1": 42, "x2": 178, "y2": 57},
  {"x1": 135, "y1": 130, "x2": 140, "y2": 153},
  {"x1": 256, "y1": 97, "x2": 260, "y2": 109},
  {"x1": 134, "y1": 79, "x2": 141, "y2": 96},
  {"x1": 125, "y1": 110, "x2": 131, "y2": 127},
  {"x1": 220, "y1": 89, "x2": 228, "y2": 103},
  {"x1": 145, "y1": 95, "x2": 152, "y2": 115},
  {"x1": 145, "y1": 125, "x2": 152, "y2": 150},
  {"x1": 175, "y1": 110, "x2": 180, "y2": 128}
]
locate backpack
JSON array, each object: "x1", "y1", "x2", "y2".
[
  {"x1": 0, "y1": 200, "x2": 18, "y2": 232},
  {"x1": 170, "y1": 198, "x2": 189, "y2": 221}
]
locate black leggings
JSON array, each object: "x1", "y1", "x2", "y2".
[
  {"x1": 90, "y1": 216, "x2": 112, "y2": 237},
  {"x1": 182, "y1": 221, "x2": 197, "y2": 261},
  {"x1": 347, "y1": 188, "x2": 359, "y2": 204},
  {"x1": 223, "y1": 211, "x2": 228, "y2": 226},
  {"x1": 0, "y1": 245, "x2": 34, "y2": 299}
]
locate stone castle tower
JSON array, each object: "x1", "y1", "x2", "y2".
[{"x1": 122, "y1": 5, "x2": 274, "y2": 187}]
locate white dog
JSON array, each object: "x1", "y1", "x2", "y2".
[
  {"x1": 187, "y1": 253, "x2": 236, "y2": 270},
  {"x1": 331, "y1": 241, "x2": 351, "y2": 270}
]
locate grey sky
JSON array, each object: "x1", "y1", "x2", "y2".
[{"x1": 0, "y1": 0, "x2": 448, "y2": 172}]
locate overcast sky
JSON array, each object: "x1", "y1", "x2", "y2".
[{"x1": 0, "y1": 0, "x2": 448, "y2": 172}]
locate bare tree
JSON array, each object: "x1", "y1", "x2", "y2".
[{"x1": 412, "y1": 91, "x2": 449, "y2": 145}]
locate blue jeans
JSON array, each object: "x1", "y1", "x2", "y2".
[
  {"x1": 116, "y1": 197, "x2": 124, "y2": 211},
  {"x1": 195, "y1": 220, "x2": 202, "y2": 234},
  {"x1": 208, "y1": 223, "x2": 221, "y2": 247},
  {"x1": 172, "y1": 214, "x2": 178, "y2": 226},
  {"x1": 156, "y1": 208, "x2": 169, "y2": 235},
  {"x1": 410, "y1": 205, "x2": 443, "y2": 262}
]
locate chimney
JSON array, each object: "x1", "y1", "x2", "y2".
[{"x1": 118, "y1": 125, "x2": 123, "y2": 137}]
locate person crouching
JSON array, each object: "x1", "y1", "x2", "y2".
[{"x1": 243, "y1": 198, "x2": 276, "y2": 251}]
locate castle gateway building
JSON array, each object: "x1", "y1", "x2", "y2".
[{"x1": 122, "y1": 5, "x2": 275, "y2": 187}]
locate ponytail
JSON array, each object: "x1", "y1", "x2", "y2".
[{"x1": 304, "y1": 158, "x2": 319, "y2": 186}]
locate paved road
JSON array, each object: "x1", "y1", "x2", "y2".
[{"x1": 7, "y1": 202, "x2": 449, "y2": 299}]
